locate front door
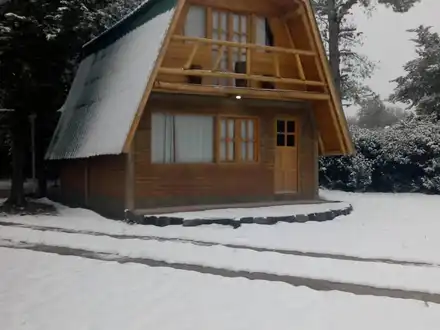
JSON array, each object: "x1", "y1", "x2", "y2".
[{"x1": 274, "y1": 118, "x2": 298, "y2": 193}]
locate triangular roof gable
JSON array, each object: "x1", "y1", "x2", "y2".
[
  {"x1": 120, "y1": 0, "x2": 354, "y2": 155},
  {"x1": 47, "y1": 0, "x2": 353, "y2": 160},
  {"x1": 45, "y1": 0, "x2": 184, "y2": 160}
]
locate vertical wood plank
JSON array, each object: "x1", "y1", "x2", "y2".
[{"x1": 125, "y1": 143, "x2": 135, "y2": 211}]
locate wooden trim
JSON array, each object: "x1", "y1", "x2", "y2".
[
  {"x1": 84, "y1": 159, "x2": 89, "y2": 207},
  {"x1": 125, "y1": 143, "x2": 135, "y2": 210},
  {"x1": 122, "y1": 0, "x2": 187, "y2": 153},
  {"x1": 158, "y1": 68, "x2": 325, "y2": 86},
  {"x1": 217, "y1": 115, "x2": 259, "y2": 163},
  {"x1": 212, "y1": 45, "x2": 226, "y2": 70},
  {"x1": 301, "y1": 0, "x2": 354, "y2": 154},
  {"x1": 154, "y1": 81, "x2": 330, "y2": 101},
  {"x1": 318, "y1": 134, "x2": 325, "y2": 154},
  {"x1": 283, "y1": 20, "x2": 306, "y2": 81},
  {"x1": 172, "y1": 35, "x2": 317, "y2": 56},
  {"x1": 184, "y1": 42, "x2": 200, "y2": 69},
  {"x1": 283, "y1": 6, "x2": 303, "y2": 21},
  {"x1": 206, "y1": 7, "x2": 213, "y2": 38},
  {"x1": 227, "y1": 12, "x2": 233, "y2": 86},
  {"x1": 296, "y1": 8, "x2": 346, "y2": 154}
]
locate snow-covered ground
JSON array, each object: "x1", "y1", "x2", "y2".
[
  {"x1": 2, "y1": 189, "x2": 440, "y2": 264},
  {"x1": 2, "y1": 247, "x2": 440, "y2": 330},
  {"x1": 2, "y1": 189, "x2": 440, "y2": 329}
]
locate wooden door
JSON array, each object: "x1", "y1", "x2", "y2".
[{"x1": 274, "y1": 118, "x2": 298, "y2": 193}]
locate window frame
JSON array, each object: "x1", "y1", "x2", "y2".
[
  {"x1": 216, "y1": 115, "x2": 260, "y2": 164},
  {"x1": 151, "y1": 112, "x2": 216, "y2": 164},
  {"x1": 151, "y1": 112, "x2": 260, "y2": 165}
]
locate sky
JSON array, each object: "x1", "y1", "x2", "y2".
[{"x1": 346, "y1": 0, "x2": 440, "y2": 116}]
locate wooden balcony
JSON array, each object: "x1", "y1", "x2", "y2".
[{"x1": 153, "y1": 35, "x2": 330, "y2": 102}]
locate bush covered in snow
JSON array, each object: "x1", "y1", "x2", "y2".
[{"x1": 320, "y1": 116, "x2": 440, "y2": 193}]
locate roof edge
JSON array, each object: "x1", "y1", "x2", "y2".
[{"x1": 83, "y1": 0, "x2": 173, "y2": 57}]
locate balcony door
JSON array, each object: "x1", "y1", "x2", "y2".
[
  {"x1": 183, "y1": 6, "x2": 271, "y2": 86},
  {"x1": 274, "y1": 118, "x2": 298, "y2": 193},
  {"x1": 211, "y1": 10, "x2": 249, "y2": 86}
]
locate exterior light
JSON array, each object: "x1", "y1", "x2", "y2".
[{"x1": 235, "y1": 95, "x2": 242, "y2": 100}]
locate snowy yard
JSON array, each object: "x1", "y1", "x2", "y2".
[{"x1": 1, "y1": 189, "x2": 440, "y2": 329}]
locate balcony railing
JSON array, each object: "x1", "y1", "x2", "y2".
[{"x1": 154, "y1": 35, "x2": 330, "y2": 101}]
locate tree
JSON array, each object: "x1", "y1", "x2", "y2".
[
  {"x1": 0, "y1": 0, "x2": 114, "y2": 207},
  {"x1": 390, "y1": 25, "x2": 440, "y2": 118},
  {"x1": 312, "y1": 0, "x2": 421, "y2": 105},
  {"x1": 357, "y1": 94, "x2": 407, "y2": 128}
]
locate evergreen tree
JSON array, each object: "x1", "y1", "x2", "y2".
[
  {"x1": 357, "y1": 94, "x2": 407, "y2": 128},
  {"x1": 0, "y1": 0, "x2": 115, "y2": 207},
  {"x1": 390, "y1": 25, "x2": 440, "y2": 118},
  {"x1": 312, "y1": 0, "x2": 421, "y2": 105}
]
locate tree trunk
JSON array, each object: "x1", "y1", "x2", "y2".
[
  {"x1": 327, "y1": 0, "x2": 342, "y2": 99},
  {"x1": 36, "y1": 116, "x2": 47, "y2": 197},
  {"x1": 6, "y1": 115, "x2": 27, "y2": 207}
]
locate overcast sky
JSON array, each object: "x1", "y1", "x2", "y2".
[{"x1": 346, "y1": 0, "x2": 440, "y2": 116}]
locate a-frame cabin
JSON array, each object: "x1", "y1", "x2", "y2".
[{"x1": 46, "y1": 0, "x2": 354, "y2": 219}]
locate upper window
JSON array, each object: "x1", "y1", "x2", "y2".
[
  {"x1": 184, "y1": 6, "x2": 206, "y2": 38},
  {"x1": 183, "y1": 6, "x2": 270, "y2": 46}
]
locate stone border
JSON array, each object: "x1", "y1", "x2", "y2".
[{"x1": 124, "y1": 204, "x2": 353, "y2": 228}]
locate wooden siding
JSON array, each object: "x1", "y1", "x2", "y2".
[
  {"x1": 133, "y1": 93, "x2": 318, "y2": 208},
  {"x1": 58, "y1": 155, "x2": 126, "y2": 218}
]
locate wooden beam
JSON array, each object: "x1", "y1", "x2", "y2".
[
  {"x1": 184, "y1": 42, "x2": 200, "y2": 69},
  {"x1": 125, "y1": 143, "x2": 135, "y2": 211},
  {"x1": 212, "y1": 45, "x2": 226, "y2": 70},
  {"x1": 273, "y1": 53, "x2": 281, "y2": 78},
  {"x1": 283, "y1": 6, "x2": 303, "y2": 21},
  {"x1": 122, "y1": 0, "x2": 187, "y2": 153},
  {"x1": 297, "y1": 4, "x2": 347, "y2": 154},
  {"x1": 158, "y1": 67, "x2": 326, "y2": 86},
  {"x1": 84, "y1": 159, "x2": 89, "y2": 207},
  {"x1": 284, "y1": 21, "x2": 306, "y2": 81},
  {"x1": 153, "y1": 81, "x2": 331, "y2": 101},
  {"x1": 318, "y1": 134, "x2": 325, "y2": 154},
  {"x1": 302, "y1": 0, "x2": 355, "y2": 154},
  {"x1": 172, "y1": 35, "x2": 317, "y2": 56}
]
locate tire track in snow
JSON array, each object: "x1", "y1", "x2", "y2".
[
  {"x1": 0, "y1": 220, "x2": 437, "y2": 268},
  {"x1": 0, "y1": 239, "x2": 439, "y2": 305}
]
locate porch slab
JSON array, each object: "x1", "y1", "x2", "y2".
[{"x1": 127, "y1": 199, "x2": 353, "y2": 228}]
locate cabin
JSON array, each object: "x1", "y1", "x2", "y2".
[{"x1": 45, "y1": 0, "x2": 354, "y2": 219}]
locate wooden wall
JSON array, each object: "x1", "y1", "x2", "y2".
[
  {"x1": 58, "y1": 155, "x2": 126, "y2": 219},
  {"x1": 133, "y1": 93, "x2": 318, "y2": 209}
]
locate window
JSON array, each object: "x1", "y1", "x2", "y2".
[
  {"x1": 219, "y1": 117, "x2": 258, "y2": 162},
  {"x1": 184, "y1": 6, "x2": 206, "y2": 38},
  {"x1": 276, "y1": 119, "x2": 296, "y2": 147},
  {"x1": 151, "y1": 113, "x2": 214, "y2": 163},
  {"x1": 152, "y1": 113, "x2": 259, "y2": 164}
]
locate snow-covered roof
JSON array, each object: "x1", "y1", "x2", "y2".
[{"x1": 45, "y1": 0, "x2": 177, "y2": 160}]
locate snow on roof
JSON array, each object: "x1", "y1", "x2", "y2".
[{"x1": 45, "y1": 1, "x2": 176, "y2": 160}]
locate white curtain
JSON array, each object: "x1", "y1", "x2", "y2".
[
  {"x1": 151, "y1": 113, "x2": 174, "y2": 163},
  {"x1": 255, "y1": 16, "x2": 267, "y2": 46},
  {"x1": 151, "y1": 113, "x2": 214, "y2": 163},
  {"x1": 185, "y1": 6, "x2": 206, "y2": 38},
  {"x1": 175, "y1": 115, "x2": 214, "y2": 163}
]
